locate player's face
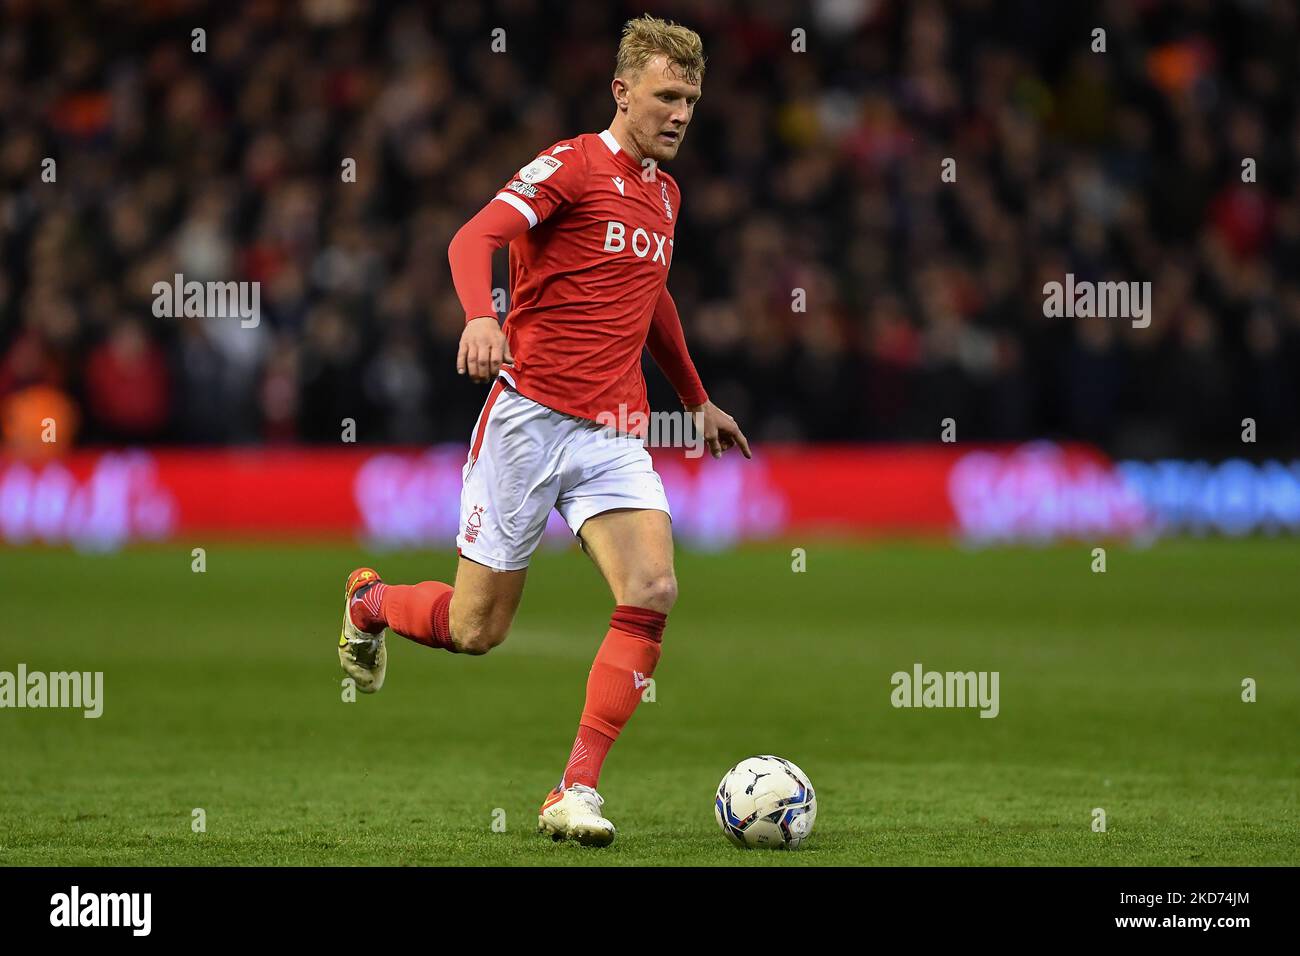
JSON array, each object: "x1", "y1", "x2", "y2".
[{"x1": 624, "y1": 55, "x2": 700, "y2": 163}]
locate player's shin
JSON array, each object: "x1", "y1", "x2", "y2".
[
  {"x1": 355, "y1": 581, "x2": 457, "y2": 652},
  {"x1": 561, "y1": 605, "x2": 666, "y2": 788}
]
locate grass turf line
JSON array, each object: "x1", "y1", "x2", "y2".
[{"x1": 0, "y1": 539, "x2": 1295, "y2": 865}]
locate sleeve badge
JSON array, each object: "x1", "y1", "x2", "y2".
[{"x1": 519, "y1": 155, "x2": 563, "y2": 184}]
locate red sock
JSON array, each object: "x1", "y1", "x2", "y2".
[
  {"x1": 351, "y1": 581, "x2": 456, "y2": 652},
  {"x1": 562, "y1": 605, "x2": 665, "y2": 789}
]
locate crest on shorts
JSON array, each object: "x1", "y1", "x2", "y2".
[
  {"x1": 519, "y1": 155, "x2": 562, "y2": 184},
  {"x1": 464, "y1": 505, "x2": 485, "y2": 544}
]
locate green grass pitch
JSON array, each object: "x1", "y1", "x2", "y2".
[{"x1": 0, "y1": 539, "x2": 1296, "y2": 866}]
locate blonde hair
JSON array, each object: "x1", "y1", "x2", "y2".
[{"x1": 615, "y1": 14, "x2": 705, "y2": 85}]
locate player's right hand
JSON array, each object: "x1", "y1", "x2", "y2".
[{"x1": 458, "y1": 315, "x2": 513, "y2": 384}]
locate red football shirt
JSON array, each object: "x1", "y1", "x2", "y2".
[{"x1": 489, "y1": 130, "x2": 681, "y2": 424}]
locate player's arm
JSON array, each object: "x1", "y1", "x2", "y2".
[
  {"x1": 647, "y1": 287, "x2": 750, "y2": 460},
  {"x1": 449, "y1": 144, "x2": 590, "y2": 383},
  {"x1": 448, "y1": 200, "x2": 527, "y2": 383}
]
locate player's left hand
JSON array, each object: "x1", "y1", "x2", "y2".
[{"x1": 686, "y1": 401, "x2": 751, "y2": 460}]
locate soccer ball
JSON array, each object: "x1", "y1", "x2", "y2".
[{"x1": 714, "y1": 755, "x2": 817, "y2": 849}]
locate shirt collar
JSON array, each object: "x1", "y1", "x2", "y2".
[{"x1": 599, "y1": 128, "x2": 649, "y2": 174}]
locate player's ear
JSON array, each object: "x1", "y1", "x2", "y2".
[{"x1": 611, "y1": 75, "x2": 630, "y2": 112}]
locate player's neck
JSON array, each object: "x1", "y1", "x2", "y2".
[{"x1": 606, "y1": 119, "x2": 647, "y2": 166}]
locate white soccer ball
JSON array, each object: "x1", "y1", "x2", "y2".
[{"x1": 714, "y1": 755, "x2": 817, "y2": 849}]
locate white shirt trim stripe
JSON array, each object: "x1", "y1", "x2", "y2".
[
  {"x1": 598, "y1": 129, "x2": 621, "y2": 154},
  {"x1": 493, "y1": 192, "x2": 538, "y2": 228}
]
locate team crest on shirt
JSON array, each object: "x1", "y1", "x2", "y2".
[
  {"x1": 660, "y1": 181, "x2": 673, "y2": 220},
  {"x1": 519, "y1": 155, "x2": 563, "y2": 184}
]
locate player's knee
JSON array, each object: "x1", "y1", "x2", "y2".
[
  {"x1": 449, "y1": 603, "x2": 511, "y2": 655},
  {"x1": 453, "y1": 626, "x2": 504, "y2": 655},
  {"x1": 628, "y1": 573, "x2": 677, "y2": 615},
  {"x1": 452, "y1": 617, "x2": 509, "y2": 655}
]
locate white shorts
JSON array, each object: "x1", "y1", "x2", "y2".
[{"x1": 456, "y1": 379, "x2": 671, "y2": 571}]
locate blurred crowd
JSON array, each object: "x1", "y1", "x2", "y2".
[{"x1": 1, "y1": 0, "x2": 1297, "y2": 458}]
